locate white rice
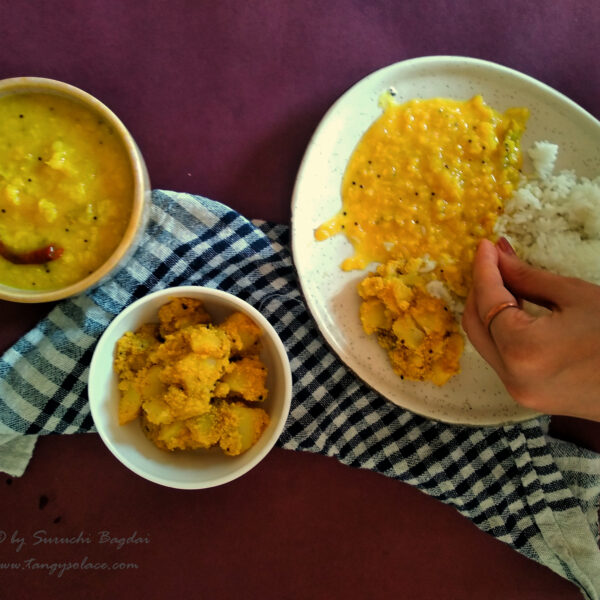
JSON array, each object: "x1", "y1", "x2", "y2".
[
  {"x1": 495, "y1": 141, "x2": 600, "y2": 285},
  {"x1": 426, "y1": 279, "x2": 465, "y2": 316}
]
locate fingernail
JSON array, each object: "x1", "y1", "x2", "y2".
[{"x1": 496, "y1": 236, "x2": 515, "y2": 256}]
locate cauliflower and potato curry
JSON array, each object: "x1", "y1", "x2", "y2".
[
  {"x1": 114, "y1": 297, "x2": 270, "y2": 456},
  {"x1": 316, "y1": 94, "x2": 528, "y2": 385}
]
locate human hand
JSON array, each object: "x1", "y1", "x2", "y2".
[{"x1": 462, "y1": 237, "x2": 600, "y2": 422}]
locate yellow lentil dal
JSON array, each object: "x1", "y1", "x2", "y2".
[
  {"x1": 315, "y1": 94, "x2": 528, "y2": 297},
  {"x1": 0, "y1": 92, "x2": 133, "y2": 290}
]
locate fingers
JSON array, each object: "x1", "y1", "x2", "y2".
[
  {"x1": 471, "y1": 239, "x2": 518, "y2": 326},
  {"x1": 461, "y1": 240, "x2": 515, "y2": 373},
  {"x1": 496, "y1": 239, "x2": 574, "y2": 309},
  {"x1": 462, "y1": 239, "x2": 540, "y2": 371}
]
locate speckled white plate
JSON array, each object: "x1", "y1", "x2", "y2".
[{"x1": 291, "y1": 56, "x2": 600, "y2": 426}]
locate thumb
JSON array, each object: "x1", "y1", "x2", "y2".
[{"x1": 496, "y1": 238, "x2": 574, "y2": 309}]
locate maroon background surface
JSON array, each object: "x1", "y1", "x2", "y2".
[{"x1": 1, "y1": 2, "x2": 599, "y2": 598}]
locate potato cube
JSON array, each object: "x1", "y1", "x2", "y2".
[
  {"x1": 359, "y1": 299, "x2": 392, "y2": 335},
  {"x1": 218, "y1": 402, "x2": 270, "y2": 456},
  {"x1": 219, "y1": 312, "x2": 262, "y2": 356},
  {"x1": 219, "y1": 357, "x2": 268, "y2": 402},
  {"x1": 392, "y1": 314, "x2": 425, "y2": 350},
  {"x1": 117, "y1": 380, "x2": 142, "y2": 425}
]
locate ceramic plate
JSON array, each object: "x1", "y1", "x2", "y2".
[{"x1": 291, "y1": 56, "x2": 600, "y2": 426}]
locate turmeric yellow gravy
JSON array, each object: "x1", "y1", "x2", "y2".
[
  {"x1": 316, "y1": 94, "x2": 528, "y2": 384},
  {"x1": 0, "y1": 93, "x2": 133, "y2": 290},
  {"x1": 316, "y1": 94, "x2": 528, "y2": 297}
]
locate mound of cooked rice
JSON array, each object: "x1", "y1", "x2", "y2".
[{"x1": 495, "y1": 141, "x2": 600, "y2": 285}]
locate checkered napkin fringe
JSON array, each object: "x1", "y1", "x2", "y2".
[{"x1": 1, "y1": 191, "x2": 599, "y2": 598}]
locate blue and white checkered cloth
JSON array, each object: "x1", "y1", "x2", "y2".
[{"x1": 1, "y1": 191, "x2": 599, "y2": 598}]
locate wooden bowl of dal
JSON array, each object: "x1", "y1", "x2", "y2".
[{"x1": 0, "y1": 77, "x2": 150, "y2": 303}]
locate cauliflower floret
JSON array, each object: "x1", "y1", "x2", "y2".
[
  {"x1": 185, "y1": 405, "x2": 223, "y2": 449},
  {"x1": 158, "y1": 297, "x2": 211, "y2": 337},
  {"x1": 114, "y1": 324, "x2": 161, "y2": 380}
]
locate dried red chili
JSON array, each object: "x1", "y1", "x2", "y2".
[{"x1": 0, "y1": 241, "x2": 63, "y2": 265}]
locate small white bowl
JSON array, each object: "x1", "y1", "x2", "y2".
[
  {"x1": 0, "y1": 77, "x2": 150, "y2": 303},
  {"x1": 89, "y1": 286, "x2": 292, "y2": 489}
]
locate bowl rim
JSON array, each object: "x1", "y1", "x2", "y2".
[
  {"x1": 0, "y1": 76, "x2": 150, "y2": 303},
  {"x1": 88, "y1": 285, "x2": 293, "y2": 489}
]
